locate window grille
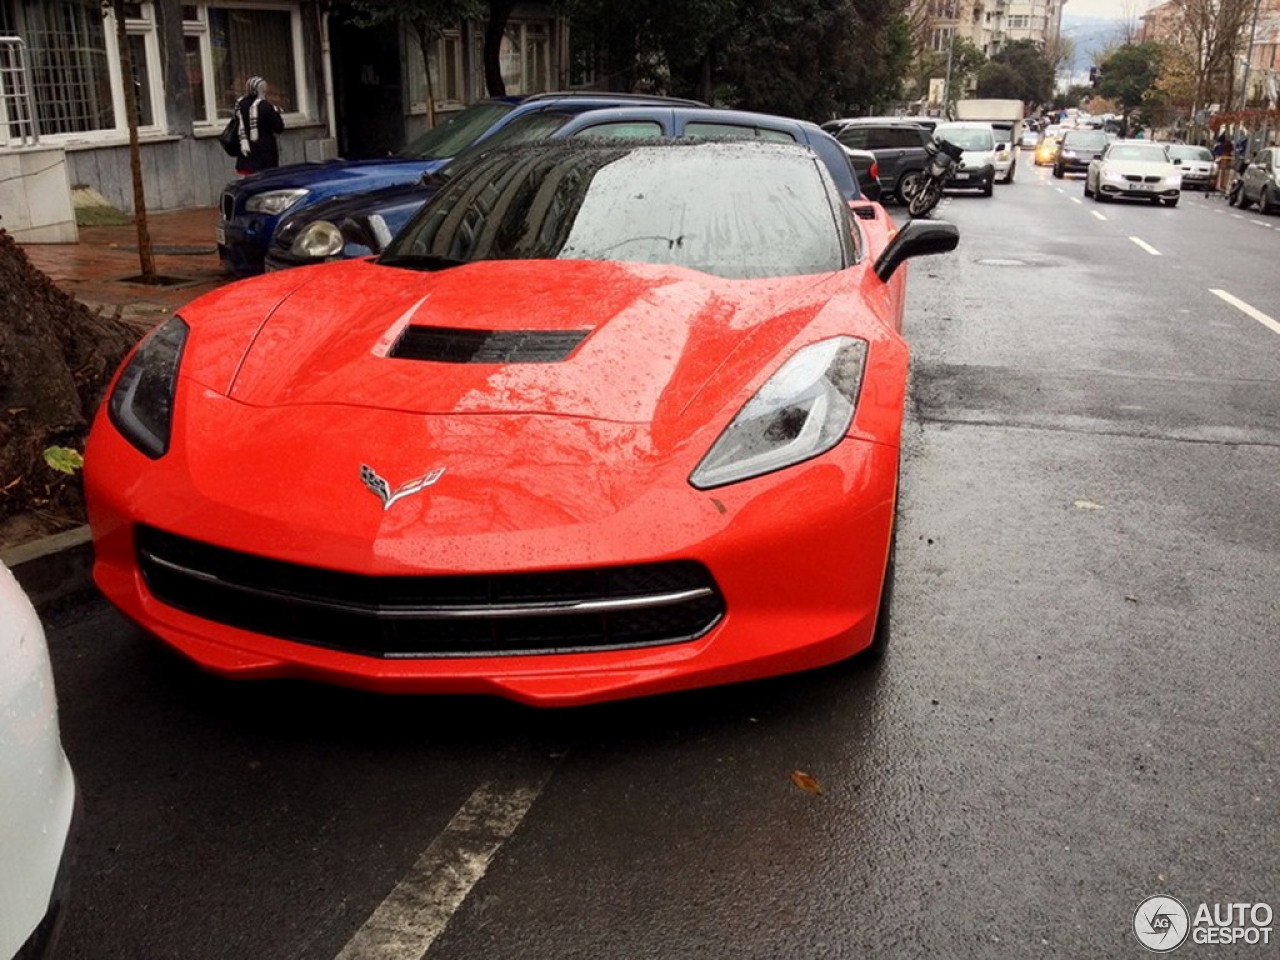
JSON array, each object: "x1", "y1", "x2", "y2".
[{"x1": 0, "y1": 35, "x2": 38, "y2": 144}]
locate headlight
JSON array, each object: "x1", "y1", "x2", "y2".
[
  {"x1": 245, "y1": 189, "x2": 308, "y2": 215},
  {"x1": 107, "y1": 316, "x2": 188, "y2": 459},
  {"x1": 690, "y1": 337, "x2": 868, "y2": 490},
  {"x1": 290, "y1": 220, "x2": 344, "y2": 258},
  {"x1": 1103, "y1": 170, "x2": 1126, "y2": 183}
]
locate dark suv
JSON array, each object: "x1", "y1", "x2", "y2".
[
  {"x1": 1054, "y1": 129, "x2": 1110, "y2": 178},
  {"x1": 828, "y1": 121, "x2": 933, "y2": 203}
]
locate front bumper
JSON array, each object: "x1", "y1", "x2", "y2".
[
  {"x1": 86, "y1": 402, "x2": 899, "y2": 707},
  {"x1": 1056, "y1": 155, "x2": 1095, "y2": 174},
  {"x1": 1098, "y1": 181, "x2": 1180, "y2": 200},
  {"x1": 945, "y1": 164, "x2": 994, "y2": 189},
  {"x1": 216, "y1": 213, "x2": 280, "y2": 277}
]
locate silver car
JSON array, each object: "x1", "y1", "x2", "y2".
[
  {"x1": 1165, "y1": 144, "x2": 1215, "y2": 191},
  {"x1": 1084, "y1": 141, "x2": 1181, "y2": 206},
  {"x1": 0, "y1": 561, "x2": 76, "y2": 959}
]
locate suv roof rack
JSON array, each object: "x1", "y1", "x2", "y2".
[{"x1": 523, "y1": 90, "x2": 707, "y2": 107}]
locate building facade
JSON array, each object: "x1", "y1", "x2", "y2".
[{"x1": 0, "y1": 0, "x2": 565, "y2": 240}]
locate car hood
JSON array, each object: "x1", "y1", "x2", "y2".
[
  {"x1": 231, "y1": 157, "x2": 445, "y2": 197},
  {"x1": 1100, "y1": 160, "x2": 1176, "y2": 176},
  {"x1": 199, "y1": 258, "x2": 862, "y2": 426}
]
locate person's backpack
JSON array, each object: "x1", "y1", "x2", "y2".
[{"x1": 218, "y1": 113, "x2": 240, "y2": 157}]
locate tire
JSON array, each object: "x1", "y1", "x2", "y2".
[
  {"x1": 1095, "y1": 189, "x2": 1109, "y2": 203},
  {"x1": 1053, "y1": 164, "x2": 1064, "y2": 179},
  {"x1": 907, "y1": 179, "x2": 942, "y2": 217},
  {"x1": 1003, "y1": 161, "x2": 1015, "y2": 184},
  {"x1": 864, "y1": 506, "x2": 897, "y2": 659},
  {"x1": 895, "y1": 170, "x2": 924, "y2": 206},
  {"x1": 981, "y1": 176, "x2": 994, "y2": 197},
  {"x1": 1260, "y1": 185, "x2": 1276, "y2": 215},
  {"x1": 1083, "y1": 179, "x2": 1093, "y2": 198},
  {"x1": 1163, "y1": 197, "x2": 1179, "y2": 207}
]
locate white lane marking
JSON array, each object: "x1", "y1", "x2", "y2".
[
  {"x1": 336, "y1": 776, "x2": 553, "y2": 960},
  {"x1": 1231, "y1": 213, "x2": 1244, "y2": 219},
  {"x1": 1071, "y1": 196, "x2": 1082, "y2": 204},
  {"x1": 1214, "y1": 208, "x2": 1225, "y2": 214},
  {"x1": 1249, "y1": 219, "x2": 1272, "y2": 228},
  {"x1": 1210, "y1": 289, "x2": 1280, "y2": 337},
  {"x1": 1055, "y1": 187, "x2": 1065, "y2": 194},
  {"x1": 1129, "y1": 236, "x2": 1162, "y2": 256},
  {"x1": 1091, "y1": 210, "x2": 1107, "y2": 221}
]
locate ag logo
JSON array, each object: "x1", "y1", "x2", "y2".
[{"x1": 1134, "y1": 895, "x2": 1190, "y2": 953}]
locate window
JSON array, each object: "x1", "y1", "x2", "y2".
[
  {"x1": 0, "y1": 0, "x2": 162, "y2": 141},
  {"x1": 684, "y1": 122, "x2": 797, "y2": 142},
  {"x1": 184, "y1": 3, "x2": 307, "y2": 125},
  {"x1": 574, "y1": 120, "x2": 663, "y2": 139},
  {"x1": 410, "y1": 30, "x2": 464, "y2": 112},
  {"x1": 473, "y1": 20, "x2": 553, "y2": 97}
]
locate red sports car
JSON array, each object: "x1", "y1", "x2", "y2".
[{"x1": 86, "y1": 140, "x2": 958, "y2": 706}]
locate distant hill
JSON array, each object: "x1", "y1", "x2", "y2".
[{"x1": 1058, "y1": 14, "x2": 1131, "y2": 86}]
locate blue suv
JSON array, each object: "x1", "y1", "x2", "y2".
[
  {"x1": 265, "y1": 105, "x2": 882, "y2": 271},
  {"x1": 216, "y1": 92, "x2": 704, "y2": 276}
]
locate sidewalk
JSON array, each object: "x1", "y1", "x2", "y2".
[{"x1": 20, "y1": 206, "x2": 233, "y2": 323}]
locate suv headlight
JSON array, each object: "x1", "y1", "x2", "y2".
[
  {"x1": 246, "y1": 189, "x2": 308, "y2": 215},
  {"x1": 290, "y1": 220, "x2": 344, "y2": 258},
  {"x1": 690, "y1": 337, "x2": 868, "y2": 490},
  {"x1": 107, "y1": 316, "x2": 188, "y2": 459}
]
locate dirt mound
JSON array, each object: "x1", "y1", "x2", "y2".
[{"x1": 1, "y1": 229, "x2": 143, "y2": 543}]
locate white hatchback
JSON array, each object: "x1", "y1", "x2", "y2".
[{"x1": 0, "y1": 561, "x2": 76, "y2": 959}]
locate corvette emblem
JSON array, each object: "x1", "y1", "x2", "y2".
[{"x1": 360, "y1": 464, "x2": 445, "y2": 511}]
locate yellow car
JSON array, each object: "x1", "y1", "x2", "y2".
[{"x1": 1035, "y1": 134, "x2": 1062, "y2": 166}]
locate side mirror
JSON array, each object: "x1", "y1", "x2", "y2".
[{"x1": 874, "y1": 220, "x2": 959, "y2": 282}]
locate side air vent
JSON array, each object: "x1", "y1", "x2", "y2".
[
  {"x1": 389, "y1": 326, "x2": 591, "y2": 364},
  {"x1": 851, "y1": 205, "x2": 877, "y2": 220}
]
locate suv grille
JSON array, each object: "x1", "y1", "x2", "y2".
[{"x1": 136, "y1": 526, "x2": 725, "y2": 658}]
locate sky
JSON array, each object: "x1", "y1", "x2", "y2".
[{"x1": 1062, "y1": 0, "x2": 1159, "y2": 21}]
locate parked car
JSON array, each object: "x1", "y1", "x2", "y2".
[
  {"x1": 931, "y1": 121, "x2": 997, "y2": 196},
  {"x1": 829, "y1": 119, "x2": 935, "y2": 203},
  {"x1": 266, "y1": 106, "x2": 886, "y2": 271},
  {"x1": 1084, "y1": 140, "x2": 1180, "y2": 206},
  {"x1": 1164, "y1": 144, "x2": 1215, "y2": 190},
  {"x1": 1233, "y1": 146, "x2": 1280, "y2": 213},
  {"x1": 0, "y1": 561, "x2": 76, "y2": 960},
  {"x1": 823, "y1": 115, "x2": 938, "y2": 135},
  {"x1": 86, "y1": 138, "x2": 958, "y2": 707},
  {"x1": 1053, "y1": 129, "x2": 1110, "y2": 178},
  {"x1": 216, "y1": 92, "x2": 705, "y2": 275}
]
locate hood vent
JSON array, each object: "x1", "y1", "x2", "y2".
[
  {"x1": 390, "y1": 325, "x2": 591, "y2": 364},
  {"x1": 851, "y1": 205, "x2": 877, "y2": 220}
]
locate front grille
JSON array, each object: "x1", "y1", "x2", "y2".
[
  {"x1": 390, "y1": 326, "x2": 591, "y2": 364},
  {"x1": 1143, "y1": 175, "x2": 1162, "y2": 183},
  {"x1": 136, "y1": 526, "x2": 725, "y2": 658},
  {"x1": 220, "y1": 191, "x2": 234, "y2": 220}
]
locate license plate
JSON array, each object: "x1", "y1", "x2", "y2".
[
  {"x1": 215, "y1": 224, "x2": 226, "y2": 246},
  {"x1": 954, "y1": 172, "x2": 970, "y2": 180}
]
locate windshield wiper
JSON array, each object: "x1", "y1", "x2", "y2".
[{"x1": 376, "y1": 254, "x2": 467, "y2": 272}]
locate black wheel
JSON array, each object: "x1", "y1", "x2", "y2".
[
  {"x1": 1053, "y1": 164, "x2": 1064, "y2": 179},
  {"x1": 1236, "y1": 186, "x2": 1252, "y2": 210},
  {"x1": 1003, "y1": 161, "x2": 1015, "y2": 184},
  {"x1": 1083, "y1": 179, "x2": 1093, "y2": 198},
  {"x1": 907, "y1": 179, "x2": 942, "y2": 217},
  {"x1": 1163, "y1": 196, "x2": 1179, "y2": 208},
  {"x1": 896, "y1": 170, "x2": 924, "y2": 206},
  {"x1": 981, "y1": 176, "x2": 994, "y2": 197},
  {"x1": 864, "y1": 509, "x2": 897, "y2": 659},
  {"x1": 1260, "y1": 185, "x2": 1276, "y2": 215}
]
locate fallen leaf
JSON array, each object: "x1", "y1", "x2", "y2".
[
  {"x1": 790, "y1": 770, "x2": 823, "y2": 795},
  {"x1": 43, "y1": 446, "x2": 84, "y2": 475}
]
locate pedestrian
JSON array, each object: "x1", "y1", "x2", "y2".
[
  {"x1": 1212, "y1": 132, "x2": 1234, "y2": 193},
  {"x1": 233, "y1": 76, "x2": 284, "y2": 175}
]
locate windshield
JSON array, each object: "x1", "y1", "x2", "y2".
[
  {"x1": 934, "y1": 126, "x2": 994, "y2": 150},
  {"x1": 398, "y1": 101, "x2": 516, "y2": 160},
  {"x1": 1106, "y1": 144, "x2": 1169, "y2": 163},
  {"x1": 383, "y1": 143, "x2": 848, "y2": 280},
  {"x1": 1062, "y1": 132, "x2": 1109, "y2": 148},
  {"x1": 1168, "y1": 145, "x2": 1212, "y2": 162}
]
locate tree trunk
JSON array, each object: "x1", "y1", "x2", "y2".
[
  {"x1": 111, "y1": 0, "x2": 156, "y2": 283},
  {"x1": 0, "y1": 230, "x2": 140, "y2": 531},
  {"x1": 484, "y1": 0, "x2": 518, "y2": 96}
]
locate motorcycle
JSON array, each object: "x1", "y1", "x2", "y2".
[{"x1": 907, "y1": 138, "x2": 965, "y2": 218}]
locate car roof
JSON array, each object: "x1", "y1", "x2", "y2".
[{"x1": 542, "y1": 105, "x2": 865, "y2": 201}]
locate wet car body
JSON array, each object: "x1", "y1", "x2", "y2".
[
  {"x1": 0, "y1": 562, "x2": 76, "y2": 960},
  {"x1": 265, "y1": 106, "x2": 887, "y2": 272},
  {"x1": 87, "y1": 139, "x2": 959, "y2": 706}
]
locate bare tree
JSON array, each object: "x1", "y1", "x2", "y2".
[{"x1": 105, "y1": 0, "x2": 155, "y2": 283}]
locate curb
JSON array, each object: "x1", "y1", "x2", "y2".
[{"x1": 0, "y1": 525, "x2": 96, "y2": 611}]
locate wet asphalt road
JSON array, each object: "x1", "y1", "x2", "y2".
[{"x1": 44, "y1": 162, "x2": 1279, "y2": 959}]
